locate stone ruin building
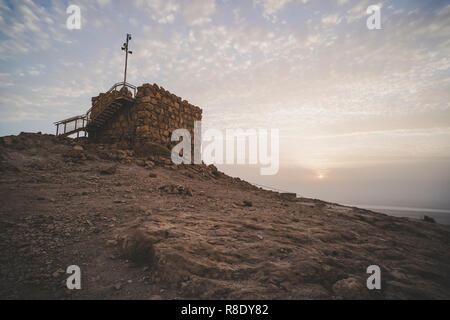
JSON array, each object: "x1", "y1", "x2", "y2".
[{"x1": 54, "y1": 82, "x2": 203, "y2": 154}]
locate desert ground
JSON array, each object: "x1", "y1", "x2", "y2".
[{"x1": 0, "y1": 133, "x2": 449, "y2": 299}]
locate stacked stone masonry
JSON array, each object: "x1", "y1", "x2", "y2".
[{"x1": 88, "y1": 83, "x2": 202, "y2": 151}]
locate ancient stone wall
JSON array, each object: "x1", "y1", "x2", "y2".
[
  {"x1": 88, "y1": 83, "x2": 202, "y2": 152},
  {"x1": 134, "y1": 83, "x2": 202, "y2": 149}
]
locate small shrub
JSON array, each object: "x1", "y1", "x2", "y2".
[{"x1": 243, "y1": 200, "x2": 253, "y2": 207}]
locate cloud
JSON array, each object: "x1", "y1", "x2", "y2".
[
  {"x1": 97, "y1": 0, "x2": 112, "y2": 7},
  {"x1": 321, "y1": 13, "x2": 342, "y2": 25},
  {"x1": 28, "y1": 69, "x2": 40, "y2": 76},
  {"x1": 336, "y1": 0, "x2": 349, "y2": 5},
  {"x1": 253, "y1": 0, "x2": 309, "y2": 22},
  {"x1": 345, "y1": 0, "x2": 371, "y2": 23},
  {"x1": 182, "y1": 0, "x2": 215, "y2": 26},
  {"x1": 0, "y1": 0, "x2": 71, "y2": 58},
  {"x1": 133, "y1": 0, "x2": 179, "y2": 24}
]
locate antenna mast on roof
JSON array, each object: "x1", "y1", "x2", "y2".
[{"x1": 121, "y1": 33, "x2": 133, "y2": 84}]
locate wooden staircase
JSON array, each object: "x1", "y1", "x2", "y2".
[
  {"x1": 55, "y1": 82, "x2": 136, "y2": 138},
  {"x1": 86, "y1": 95, "x2": 134, "y2": 130}
]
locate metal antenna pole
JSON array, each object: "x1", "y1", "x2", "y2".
[{"x1": 121, "y1": 34, "x2": 133, "y2": 84}]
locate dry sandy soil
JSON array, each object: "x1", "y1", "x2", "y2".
[{"x1": 0, "y1": 132, "x2": 449, "y2": 300}]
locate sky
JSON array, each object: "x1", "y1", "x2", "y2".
[{"x1": 0, "y1": 0, "x2": 449, "y2": 209}]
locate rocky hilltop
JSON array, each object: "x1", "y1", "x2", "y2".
[{"x1": 0, "y1": 132, "x2": 449, "y2": 299}]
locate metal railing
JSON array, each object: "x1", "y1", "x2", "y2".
[
  {"x1": 54, "y1": 81, "x2": 137, "y2": 137},
  {"x1": 54, "y1": 114, "x2": 88, "y2": 138},
  {"x1": 107, "y1": 81, "x2": 137, "y2": 97}
]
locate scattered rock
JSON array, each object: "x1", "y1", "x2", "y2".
[
  {"x1": 423, "y1": 215, "x2": 436, "y2": 223},
  {"x1": 185, "y1": 187, "x2": 193, "y2": 197},
  {"x1": 100, "y1": 165, "x2": 117, "y2": 175},
  {"x1": 107, "y1": 239, "x2": 117, "y2": 246},
  {"x1": 280, "y1": 193, "x2": 297, "y2": 201},
  {"x1": 63, "y1": 149, "x2": 86, "y2": 163},
  {"x1": 145, "y1": 160, "x2": 155, "y2": 169},
  {"x1": 136, "y1": 159, "x2": 146, "y2": 167},
  {"x1": 159, "y1": 184, "x2": 193, "y2": 196},
  {"x1": 134, "y1": 142, "x2": 171, "y2": 158},
  {"x1": 184, "y1": 172, "x2": 194, "y2": 178},
  {"x1": 332, "y1": 277, "x2": 369, "y2": 299},
  {"x1": 120, "y1": 230, "x2": 156, "y2": 265},
  {"x1": 52, "y1": 269, "x2": 65, "y2": 278},
  {"x1": 12, "y1": 165, "x2": 23, "y2": 173}
]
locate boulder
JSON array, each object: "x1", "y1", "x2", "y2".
[
  {"x1": 100, "y1": 165, "x2": 117, "y2": 175},
  {"x1": 121, "y1": 230, "x2": 156, "y2": 265},
  {"x1": 134, "y1": 142, "x2": 171, "y2": 158},
  {"x1": 332, "y1": 277, "x2": 370, "y2": 299}
]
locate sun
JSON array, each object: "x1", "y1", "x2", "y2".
[{"x1": 318, "y1": 174, "x2": 324, "y2": 180}]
